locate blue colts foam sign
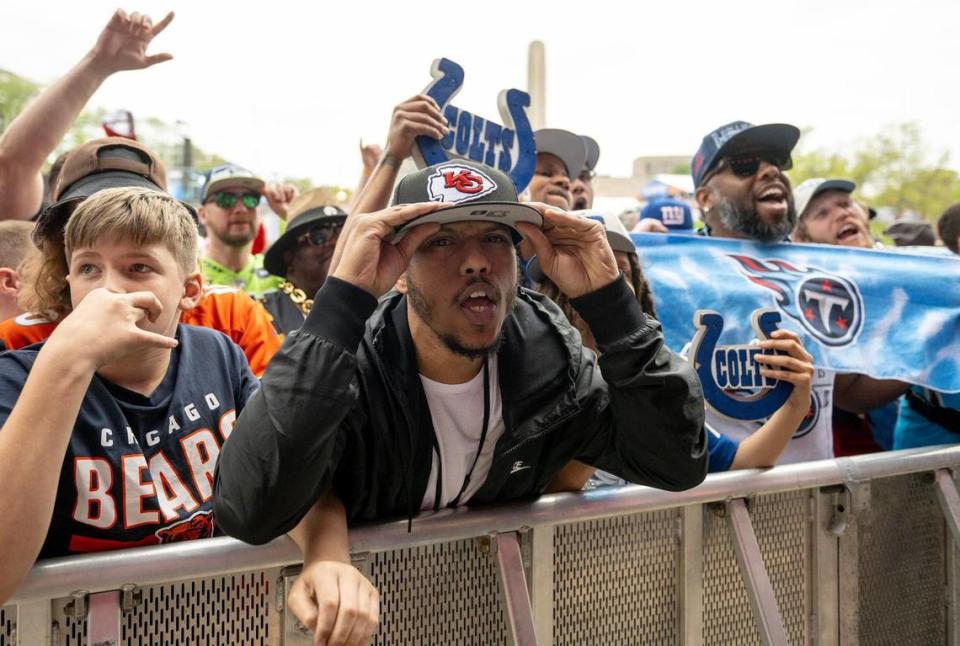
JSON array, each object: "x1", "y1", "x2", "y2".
[
  {"x1": 689, "y1": 308, "x2": 794, "y2": 420},
  {"x1": 414, "y1": 58, "x2": 536, "y2": 192}
]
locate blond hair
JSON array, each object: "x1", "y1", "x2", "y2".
[
  {"x1": 0, "y1": 221, "x2": 36, "y2": 270},
  {"x1": 19, "y1": 187, "x2": 198, "y2": 316}
]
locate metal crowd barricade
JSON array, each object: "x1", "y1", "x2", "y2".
[{"x1": 4, "y1": 445, "x2": 960, "y2": 645}]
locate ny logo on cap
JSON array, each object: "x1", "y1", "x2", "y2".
[{"x1": 427, "y1": 164, "x2": 497, "y2": 203}]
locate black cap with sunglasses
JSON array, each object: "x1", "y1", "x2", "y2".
[
  {"x1": 691, "y1": 121, "x2": 800, "y2": 188},
  {"x1": 263, "y1": 191, "x2": 347, "y2": 277}
]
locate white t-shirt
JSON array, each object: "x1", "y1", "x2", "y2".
[
  {"x1": 419, "y1": 356, "x2": 505, "y2": 510},
  {"x1": 705, "y1": 367, "x2": 836, "y2": 463}
]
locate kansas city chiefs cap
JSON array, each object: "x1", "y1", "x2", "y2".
[{"x1": 391, "y1": 160, "x2": 543, "y2": 242}]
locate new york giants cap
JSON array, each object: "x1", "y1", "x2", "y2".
[
  {"x1": 793, "y1": 177, "x2": 856, "y2": 219},
  {"x1": 640, "y1": 198, "x2": 694, "y2": 232},
  {"x1": 691, "y1": 121, "x2": 800, "y2": 188},
  {"x1": 391, "y1": 160, "x2": 542, "y2": 242}
]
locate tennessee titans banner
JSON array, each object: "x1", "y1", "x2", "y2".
[{"x1": 631, "y1": 233, "x2": 960, "y2": 394}]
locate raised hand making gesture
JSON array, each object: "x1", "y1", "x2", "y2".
[
  {"x1": 88, "y1": 9, "x2": 175, "y2": 75},
  {"x1": 0, "y1": 8, "x2": 176, "y2": 221}
]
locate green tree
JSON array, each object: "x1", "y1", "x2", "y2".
[
  {"x1": 0, "y1": 69, "x2": 39, "y2": 132},
  {"x1": 791, "y1": 122, "x2": 960, "y2": 221},
  {"x1": 0, "y1": 68, "x2": 108, "y2": 170}
]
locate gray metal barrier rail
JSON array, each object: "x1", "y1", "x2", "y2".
[{"x1": 4, "y1": 445, "x2": 960, "y2": 645}]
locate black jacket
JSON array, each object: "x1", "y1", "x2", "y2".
[{"x1": 214, "y1": 276, "x2": 707, "y2": 544}]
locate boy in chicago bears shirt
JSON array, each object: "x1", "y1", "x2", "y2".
[{"x1": 0, "y1": 187, "x2": 258, "y2": 604}]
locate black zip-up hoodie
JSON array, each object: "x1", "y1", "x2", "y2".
[{"x1": 214, "y1": 275, "x2": 707, "y2": 544}]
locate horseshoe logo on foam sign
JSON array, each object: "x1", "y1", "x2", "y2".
[
  {"x1": 689, "y1": 308, "x2": 795, "y2": 421},
  {"x1": 413, "y1": 58, "x2": 536, "y2": 193}
]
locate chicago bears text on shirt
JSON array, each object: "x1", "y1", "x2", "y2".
[{"x1": 73, "y1": 393, "x2": 235, "y2": 531}]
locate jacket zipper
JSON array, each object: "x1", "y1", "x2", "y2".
[
  {"x1": 491, "y1": 407, "x2": 581, "y2": 465},
  {"x1": 371, "y1": 350, "x2": 422, "y2": 529}
]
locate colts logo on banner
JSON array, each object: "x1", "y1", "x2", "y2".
[
  {"x1": 414, "y1": 58, "x2": 536, "y2": 192},
  {"x1": 689, "y1": 308, "x2": 794, "y2": 421},
  {"x1": 428, "y1": 164, "x2": 497, "y2": 203},
  {"x1": 728, "y1": 255, "x2": 864, "y2": 347}
]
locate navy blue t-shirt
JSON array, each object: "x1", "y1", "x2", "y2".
[{"x1": 0, "y1": 324, "x2": 259, "y2": 559}]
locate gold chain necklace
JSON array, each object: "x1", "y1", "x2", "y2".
[{"x1": 279, "y1": 281, "x2": 313, "y2": 316}]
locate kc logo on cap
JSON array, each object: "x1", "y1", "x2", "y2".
[{"x1": 427, "y1": 164, "x2": 498, "y2": 204}]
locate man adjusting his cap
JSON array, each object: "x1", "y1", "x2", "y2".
[{"x1": 215, "y1": 158, "x2": 707, "y2": 533}]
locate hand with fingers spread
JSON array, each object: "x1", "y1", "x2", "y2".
[
  {"x1": 262, "y1": 182, "x2": 300, "y2": 220},
  {"x1": 89, "y1": 9, "x2": 175, "y2": 75},
  {"x1": 755, "y1": 329, "x2": 814, "y2": 411},
  {"x1": 44, "y1": 287, "x2": 178, "y2": 372},
  {"x1": 287, "y1": 561, "x2": 380, "y2": 646},
  {"x1": 383, "y1": 95, "x2": 449, "y2": 163},
  {"x1": 330, "y1": 202, "x2": 447, "y2": 297},
  {"x1": 516, "y1": 203, "x2": 621, "y2": 299}
]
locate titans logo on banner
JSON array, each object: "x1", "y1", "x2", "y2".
[
  {"x1": 728, "y1": 255, "x2": 864, "y2": 347},
  {"x1": 689, "y1": 308, "x2": 794, "y2": 421},
  {"x1": 413, "y1": 58, "x2": 536, "y2": 192}
]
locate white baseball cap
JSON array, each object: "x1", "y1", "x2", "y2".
[{"x1": 793, "y1": 177, "x2": 856, "y2": 218}]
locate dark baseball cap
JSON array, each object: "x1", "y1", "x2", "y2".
[
  {"x1": 35, "y1": 137, "x2": 195, "y2": 243},
  {"x1": 391, "y1": 160, "x2": 542, "y2": 242},
  {"x1": 264, "y1": 189, "x2": 347, "y2": 277},
  {"x1": 691, "y1": 121, "x2": 800, "y2": 188},
  {"x1": 884, "y1": 220, "x2": 937, "y2": 247},
  {"x1": 534, "y1": 129, "x2": 587, "y2": 179}
]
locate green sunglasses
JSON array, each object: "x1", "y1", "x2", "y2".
[{"x1": 208, "y1": 191, "x2": 260, "y2": 209}]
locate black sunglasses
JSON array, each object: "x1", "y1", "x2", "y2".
[
  {"x1": 297, "y1": 224, "x2": 343, "y2": 247},
  {"x1": 713, "y1": 154, "x2": 791, "y2": 180}
]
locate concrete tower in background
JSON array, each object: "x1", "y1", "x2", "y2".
[{"x1": 527, "y1": 40, "x2": 546, "y2": 130}]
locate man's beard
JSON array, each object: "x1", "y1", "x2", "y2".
[
  {"x1": 216, "y1": 231, "x2": 256, "y2": 247},
  {"x1": 716, "y1": 195, "x2": 797, "y2": 243},
  {"x1": 406, "y1": 276, "x2": 515, "y2": 360},
  {"x1": 209, "y1": 222, "x2": 256, "y2": 247}
]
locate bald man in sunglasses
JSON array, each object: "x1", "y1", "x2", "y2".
[{"x1": 691, "y1": 121, "x2": 908, "y2": 463}]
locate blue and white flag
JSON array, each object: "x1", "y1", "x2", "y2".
[{"x1": 631, "y1": 233, "x2": 960, "y2": 393}]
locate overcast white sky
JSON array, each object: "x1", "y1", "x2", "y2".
[{"x1": 2, "y1": 0, "x2": 958, "y2": 187}]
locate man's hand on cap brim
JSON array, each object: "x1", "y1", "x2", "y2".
[
  {"x1": 329, "y1": 202, "x2": 451, "y2": 298},
  {"x1": 516, "y1": 203, "x2": 620, "y2": 299}
]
